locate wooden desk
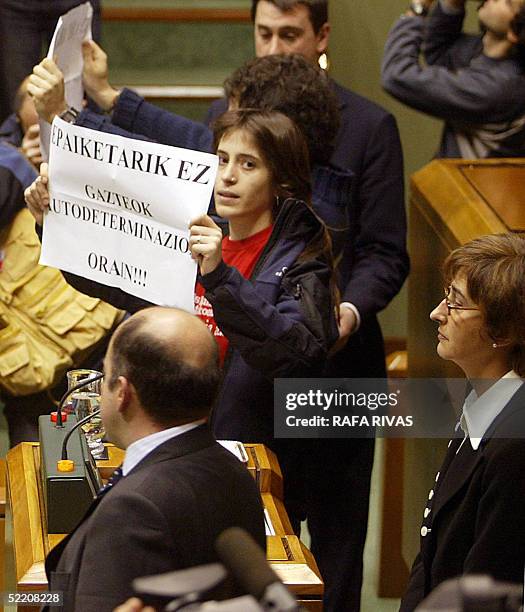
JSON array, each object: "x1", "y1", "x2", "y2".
[{"x1": 5, "y1": 443, "x2": 322, "y2": 611}]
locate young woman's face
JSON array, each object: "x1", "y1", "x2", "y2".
[{"x1": 214, "y1": 129, "x2": 275, "y2": 226}]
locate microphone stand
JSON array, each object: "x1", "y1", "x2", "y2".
[
  {"x1": 61, "y1": 408, "x2": 101, "y2": 461},
  {"x1": 55, "y1": 372, "x2": 104, "y2": 428}
]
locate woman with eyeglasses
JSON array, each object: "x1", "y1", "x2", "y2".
[{"x1": 401, "y1": 233, "x2": 525, "y2": 611}]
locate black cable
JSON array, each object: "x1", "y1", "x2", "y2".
[
  {"x1": 56, "y1": 372, "x2": 104, "y2": 427},
  {"x1": 61, "y1": 408, "x2": 101, "y2": 461}
]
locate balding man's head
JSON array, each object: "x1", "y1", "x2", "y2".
[{"x1": 106, "y1": 308, "x2": 220, "y2": 425}]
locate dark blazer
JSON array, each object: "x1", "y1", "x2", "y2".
[
  {"x1": 44, "y1": 425, "x2": 266, "y2": 612},
  {"x1": 401, "y1": 384, "x2": 525, "y2": 611}
]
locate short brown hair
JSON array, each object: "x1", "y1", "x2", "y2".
[
  {"x1": 213, "y1": 109, "x2": 312, "y2": 203},
  {"x1": 251, "y1": 0, "x2": 328, "y2": 34},
  {"x1": 443, "y1": 233, "x2": 525, "y2": 376}
]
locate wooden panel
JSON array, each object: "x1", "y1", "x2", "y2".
[
  {"x1": 96, "y1": 444, "x2": 125, "y2": 480},
  {"x1": 460, "y1": 163, "x2": 525, "y2": 231},
  {"x1": 267, "y1": 535, "x2": 323, "y2": 596},
  {"x1": 410, "y1": 160, "x2": 507, "y2": 256},
  {"x1": 262, "y1": 493, "x2": 293, "y2": 535},
  {"x1": 102, "y1": 7, "x2": 251, "y2": 22},
  {"x1": 5, "y1": 444, "x2": 46, "y2": 588},
  {"x1": 6, "y1": 443, "x2": 323, "y2": 607},
  {"x1": 245, "y1": 443, "x2": 283, "y2": 499},
  {"x1": 384, "y1": 337, "x2": 407, "y2": 360}
]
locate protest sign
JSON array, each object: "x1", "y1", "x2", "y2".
[
  {"x1": 40, "y1": 117, "x2": 218, "y2": 311},
  {"x1": 40, "y1": 2, "x2": 93, "y2": 160}
]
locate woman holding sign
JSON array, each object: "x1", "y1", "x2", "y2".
[
  {"x1": 189, "y1": 109, "x2": 338, "y2": 445},
  {"x1": 25, "y1": 108, "x2": 339, "y2": 531}
]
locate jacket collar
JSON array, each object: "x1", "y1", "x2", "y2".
[
  {"x1": 430, "y1": 383, "x2": 525, "y2": 520},
  {"x1": 45, "y1": 424, "x2": 216, "y2": 575},
  {"x1": 125, "y1": 424, "x2": 216, "y2": 476}
]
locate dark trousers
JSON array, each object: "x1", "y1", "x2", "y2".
[
  {"x1": 280, "y1": 438, "x2": 375, "y2": 612},
  {"x1": 280, "y1": 319, "x2": 385, "y2": 612},
  {"x1": 0, "y1": 0, "x2": 101, "y2": 111}
]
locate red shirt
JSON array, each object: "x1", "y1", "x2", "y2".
[{"x1": 194, "y1": 225, "x2": 273, "y2": 365}]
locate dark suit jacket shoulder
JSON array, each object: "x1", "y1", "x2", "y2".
[
  {"x1": 45, "y1": 426, "x2": 266, "y2": 612},
  {"x1": 401, "y1": 385, "x2": 525, "y2": 611}
]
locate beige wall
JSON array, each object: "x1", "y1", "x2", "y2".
[{"x1": 328, "y1": 1, "x2": 443, "y2": 338}]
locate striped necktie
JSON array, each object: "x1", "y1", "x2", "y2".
[{"x1": 97, "y1": 466, "x2": 123, "y2": 497}]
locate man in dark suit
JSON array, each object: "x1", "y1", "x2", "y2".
[
  {"x1": 206, "y1": 2, "x2": 409, "y2": 610},
  {"x1": 44, "y1": 307, "x2": 266, "y2": 612}
]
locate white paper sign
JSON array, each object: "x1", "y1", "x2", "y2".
[
  {"x1": 40, "y1": 117, "x2": 218, "y2": 310},
  {"x1": 40, "y1": 2, "x2": 93, "y2": 160}
]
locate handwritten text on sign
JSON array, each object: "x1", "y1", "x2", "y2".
[{"x1": 40, "y1": 117, "x2": 218, "y2": 310}]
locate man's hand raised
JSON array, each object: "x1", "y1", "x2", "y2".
[
  {"x1": 27, "y1": 59, "x2": 67, "y2": 123},
  {"x1": 82, "y1": 40, "x2": 120, "y2": 112}
]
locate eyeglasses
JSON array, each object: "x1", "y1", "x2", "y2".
[{"x1": 444, "y1": 286, "x2": 480, "y2": 316}]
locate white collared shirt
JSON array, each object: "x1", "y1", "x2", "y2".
[
  {"x1": 122, "y1": 419, "x2": 206, "y2": 476},
  {"x1": 459, "y1": 371, "x2": 524, "y2": 450}
]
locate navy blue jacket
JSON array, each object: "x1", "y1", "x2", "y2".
[
  {"x1": 205, "y1": 81, "x2": 409, "y2": 377},
  {"x1": 401, "y1": 383, "x2": 525, "y2": 611},
  {"x1": 58, "y1": 195, "x2": 338, "y2": 446},
  {"x1": 0, "y1": 141, "x2": 36, "y2": 228}
]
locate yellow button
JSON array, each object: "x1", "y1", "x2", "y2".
[{"x1": 57, "y1": 459, "x2": 74, "y2": 472}]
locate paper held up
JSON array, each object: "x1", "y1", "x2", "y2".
[
  {"x1": 40, "y1": 1, "x2": 93, "y2": 160},
  {"x1": 40, "y1": 117, "x2": 218, "y2": 311}
]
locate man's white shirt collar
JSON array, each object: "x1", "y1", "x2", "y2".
[
  {"x1": 460, "y1": 371, "x2": 523, "y2": 450},
  {"x1": 122, "y1": 419, "x2": 206, "y2": 476}
]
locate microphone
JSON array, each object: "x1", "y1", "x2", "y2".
[
  {"x1": 39, "y1": 372, "x2": 104, "y2": 533},
  {"x1": 55, "y1": 371, "x2": 104, "y2": 427},
  {"x1": 61, "y1": 408, "x2": 101, "y2": 461},
  {"x1": 215, "y1": 527, "x2": 303, "y2": 612}
]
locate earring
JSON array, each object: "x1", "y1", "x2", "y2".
[
  {"x1": 275, "y1": 195, "x2": 281, "y2": 207},
  {"x1": 492, "y1": 342, "x2": 498, "y2": 349}
]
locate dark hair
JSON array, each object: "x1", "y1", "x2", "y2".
[
  {"x1": 213, "y1": 109, "x2": 312, "y2": 203},
  {"x1": 223, "y1": 54, "x2": 340, "y2": 166},
  {"x1": 213, "y1": 109, "x2": 340, "y2": 314},
  {"x1": 510, "y1": 5, "x2": 525, "y2": 69},
  {"x1": 107, "y1": 312, "x2": 221, "y2": 424},
  {"x1": 251, "y1": 0, "x2": 328, "y2": 34},
  {"x1": 443, "y1": 233, "x2": 525, "y2": 376}
]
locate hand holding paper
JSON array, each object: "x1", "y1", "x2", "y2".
[
  {"x1": 81, "y1": 40, "x2": 120, "y2": 112},
  {"x1": 25, "y1": 163, "x2": 50, "y2": 226},
  {"x1": 189, "y1": 215, "x2": 224, "y2": 276},
  {"x1": 27, "y1": 59, "x2": 67, "y2": 123}
]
